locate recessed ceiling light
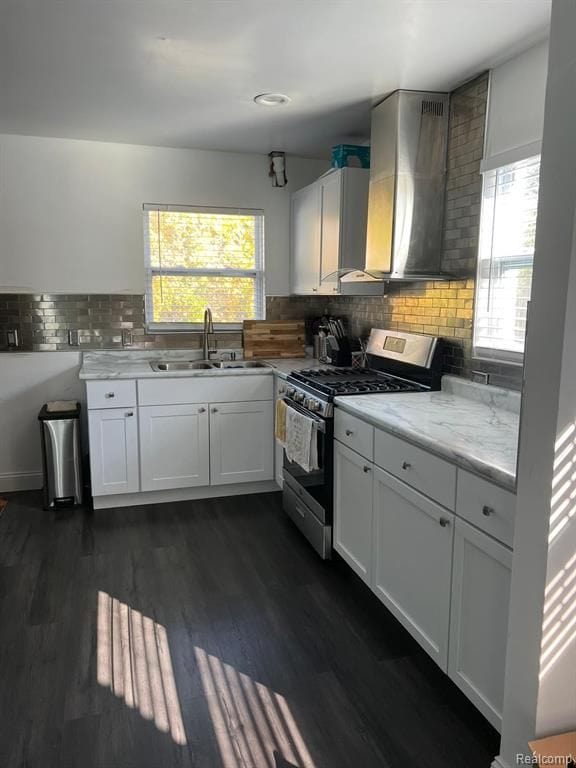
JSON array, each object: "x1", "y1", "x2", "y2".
[{"x1": 253, "y1": 93, "x2": 291, "y2": 107}]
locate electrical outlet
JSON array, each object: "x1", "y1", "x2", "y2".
[
  {"x1": 122, "y1": 329, "x2": 133, "y2": 347},
  {"x1": 6, "y1": 329, "x2": 19, "y2": 348},
  {"x1": 68, "y1": 329, "x2": 79, "y2": 346},
  {"x1": 471, "y1": 370, "x2": 489, "y2": 384}
]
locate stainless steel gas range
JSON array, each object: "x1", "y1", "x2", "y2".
[{"x1": 278, "y1": 329, "x2": 442, "y2": 559}]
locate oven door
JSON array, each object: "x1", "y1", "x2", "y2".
[{"x1": 281, "y1": 398, "x2": 333, "y2": 524}]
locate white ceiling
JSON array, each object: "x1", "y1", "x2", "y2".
[{"x1": 0, "y1": 0, "x2": 551, "y2": 158}]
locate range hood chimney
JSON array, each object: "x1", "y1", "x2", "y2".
[{"x1": 341, "y1": 89, "x2": 451, "y2": 287}]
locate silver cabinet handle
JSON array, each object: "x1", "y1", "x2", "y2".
[
  {"x1": 211, "y1": 407, "x2": 218, "y2": 413},
  {"x1": 125, "y1": 411, "x2": 133, "y2": 417},
  {"x1": 439, "y1": 517, "x2": 450, "y2": 528},
  {"x1": 345, "y1": 429, "x2": 354, "y2": 436},
  {"x1": 402, "y1": 461, "x2": 411, "y2": 470},
  {"x1": 482, "y1": 505, "x2": 495, "y2": 517},
  {"x1": 105, "y1": 392, "x2": 115, "y2": 398},
  {"x1": 363, "y1": 465, "x2": 371, "y2": 473}
]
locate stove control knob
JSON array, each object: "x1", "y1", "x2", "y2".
[
  {"x1": 286, "y1": 387, "x2": 296, "y2": 398},
  {"x1": 309, "y1": 400, "x2": 321, "y2": 413},
  {"x1": 294, "y1": 392, "x2": 305, "y2": 403}
]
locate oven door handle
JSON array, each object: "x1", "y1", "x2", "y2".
[{"x1": 281, "y1": 398, "x2": 326, "y2": 433}]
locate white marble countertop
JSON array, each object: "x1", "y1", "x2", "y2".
[
  {"x1": 78, "y1": 350, "x2": 327, "y2": 380},
  {"x1": 335, "y1": 376, "x2": 520, "y2": 491}
]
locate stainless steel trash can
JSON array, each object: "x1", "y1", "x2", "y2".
[{"x1": 39, "y1": 402, "x2": 83, "y2": 510}]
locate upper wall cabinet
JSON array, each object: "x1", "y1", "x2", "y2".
[{"x1": 290, "y1": 167, "x2": 369, "y2": 295}]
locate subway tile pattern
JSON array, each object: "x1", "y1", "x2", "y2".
[{"x1": 0, "y1": 294, "x2": 242, "y2": 352}]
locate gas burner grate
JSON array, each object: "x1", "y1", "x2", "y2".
[{"x1": 289, "y1": 367, "x2": 424, "y2": 397}]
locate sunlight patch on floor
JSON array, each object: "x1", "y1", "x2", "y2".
[
  {"x1": 194, "y1": 646, "x2": 316, "y2": 768},
  {"x1": 96, "y1": 590, "x2": 187, "y2": 745}
]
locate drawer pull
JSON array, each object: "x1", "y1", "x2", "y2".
[
  {"x1": 198, "y1": 407, "x2": 206, "y2": 413},
  {"x1": 401, "y1": 461, "x2": 411, "y2": 470},
  {"x1": 105, "y1": 392, "x2": 115, "y2": 399},
  {"x1": 439, "y1": 517, "x2": 450, "y2": 528},
  {"x1": 363, "y1": 465, "x2": 371, "y2": 473},
  {"x1": 482, "y1": 505, "x2": 495, "y2": 517},
  {"x1": 211, "y1": 407, "x2": 218, "y2": 413},
  {"x1": 125, "y1": 411, "x2": 133, "y2": 417},
  {"x1": 345, "y1": 429, "x2": 354, "y2": 436}
]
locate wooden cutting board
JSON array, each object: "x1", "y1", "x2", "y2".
[{"x1": 243, "y1": 320, "x2": 306, "y2": 359}]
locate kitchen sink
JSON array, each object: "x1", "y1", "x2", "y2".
[
  {"x1": 149, "y1": 361, "x2": 214, "y2": 371},
  {"x1": 149, "y1": 359, "x2": 271, "y2": 372},
  {"x1": 211, "y1": 360, "x2": 271, "y2": 369}
]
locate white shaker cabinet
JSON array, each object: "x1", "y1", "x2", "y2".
[
  {"x1": 209, "y1": 400, "x2": 274, "y2": 485},
  {"x1": 291, "y1": 167, "x2": 369, "y2": 296},
  {"x1": 448, "y1": 518, "x2": 512, "y2": 731},
  {"x1": 372, "y1": 466, "x2": 454, "y2": 669},
  {"x1": 291, "y1": 182, "x2": 321, "y2": 295},
  {"x1": 88, "y1": 408, "x2": 139, "y2": 496},
  {"x1": 139, "y1": 404, "x2": 210, "y2": 491},
  {"x1": 333, "y1": 440, "x2": 374, "y2": 584}
]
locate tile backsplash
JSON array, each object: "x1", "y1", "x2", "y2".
[{"x1": 0, "y1": 293, "x2": 243, "y2": 352}]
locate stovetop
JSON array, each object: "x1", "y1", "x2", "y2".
[{"x1": 288, "y1": 367, "x2": 425, "y2": 399}]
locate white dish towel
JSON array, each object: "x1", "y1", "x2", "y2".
[{"x1": 285, "y1": 406, "x2": 319, "y2": 473}]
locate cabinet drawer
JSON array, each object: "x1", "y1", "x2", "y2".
[
  {"x1": 335, "y1": 409, "x2": 374, "y2": 460},
  {"x1": 374, "y1": 429, "x2": 456, "y2": 510},
  {"x1": 86, "y1": 380, "x2": 136, "y2": 410},
  {"x1": 456, "y1": 470, "x2": 516, "y2": 547}
]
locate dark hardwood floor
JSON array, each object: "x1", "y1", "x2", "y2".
[{"x1": 0, "y1": 490, "x2": 499, "y2": 768}]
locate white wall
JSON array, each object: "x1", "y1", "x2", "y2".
[
  {"x1": 0, "y1": 134, "x2": 327, "y2": 295},
  {"x1": 496, "y1": 2, "x2": 576, "y2": 765},
  {"x1": 0, "y1": 352, "x2": 83, "y2": 491}
]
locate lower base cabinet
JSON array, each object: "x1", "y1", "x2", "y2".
[
  {"x1": 88, "y1": 408, "x2": 139, "y2": 496},
  {"x1": 448, "y1": 518, "x2": 512, "y2": 730},
  {"x1": 373, "y1": 466, "x2": 454, "y2": 669},
  {"x1": 138, "y1": 400, "x2": 274, "y2": 491},
  {"x1": 333, "y1": 425, "x2": 514, "y2": 731},
  {"x1": 139, "y1": 404, "x2": 210, "y2": 491},
  {"x1": 210, "y1": 400, "x2": 274, "y2": 485},
  {"x1": 334, "y1": 441, "x2": 374, "y2": 584}
]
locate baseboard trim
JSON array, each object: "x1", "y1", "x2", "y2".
[
  {"x1": 492, "y1": 756, "x2": 512, "y2": 768},
  {"x1": 0, "y1": 471, "x2": 43, "y2": 492},
  {"x1": 93, "y1": 480, "x2": 281, "y2": 509}
]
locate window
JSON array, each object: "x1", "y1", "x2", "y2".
[
  {"x1": 473, "y1": 156, "x2": 541, "y2": 362},
  {"x1": 144, "y1": 205, "x2": 265, "y2": 331}
]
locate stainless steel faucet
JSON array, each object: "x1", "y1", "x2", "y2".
[{"x1": 202, "y1": 307, "x2": 216, "y2": 360}]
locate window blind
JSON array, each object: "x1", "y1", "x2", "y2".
[
  {"x1": 143, "y1": 205, "x2": 265, "y2": 331},
  {"x1": 481, "y1": 41, "x2": 548, "y2": 172},
  {"x1": 473, "y1": 156, "x2": 540, "y2": 361}
]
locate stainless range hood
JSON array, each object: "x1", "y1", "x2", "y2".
[{"x1": 341, "y1": 89, "x2": 451, "y2": 287}]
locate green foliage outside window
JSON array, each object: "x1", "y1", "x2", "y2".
[{"x1": 145, "y1": 208, "x2": 264, "y2": 327}]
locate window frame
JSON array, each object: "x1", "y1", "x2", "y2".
[
  {"x1": 143, "y1": 204, "x2": 265, "y2": 332},
  {"x1": 472, "y1": 156, "x2": 540, "y2": 365}
]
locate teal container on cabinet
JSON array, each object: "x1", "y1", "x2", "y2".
[{"x1": 331, "y1": 144, "x2": 370, "y2": 169}]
